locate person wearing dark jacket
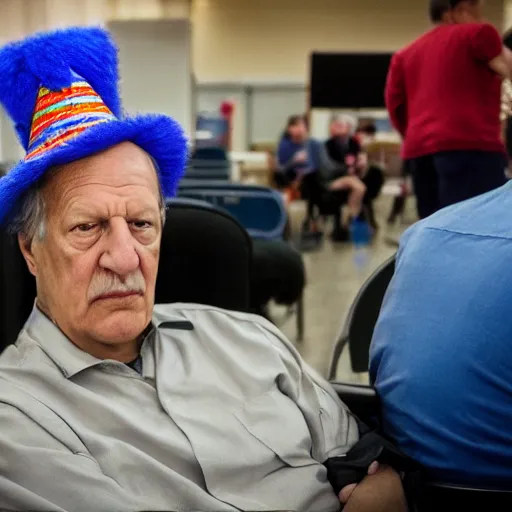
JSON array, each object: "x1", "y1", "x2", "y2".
[
  {"x1": 325, "y1": 114, "x2": 361, "y2": 165},
  {"x1": 325, "y1": 117, "x2": 383, "y2": 231}
]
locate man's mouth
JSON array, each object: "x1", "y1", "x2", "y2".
[{"x1": 93, "y1": 291, "x2": 143, "y2": 302}]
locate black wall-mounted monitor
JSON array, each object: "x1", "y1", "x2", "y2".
[{"x1": 310, "y1": 52, "x2": 392, "y2": 109}]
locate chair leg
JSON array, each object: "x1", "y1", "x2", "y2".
[
  {"x1": 328, "y1": 335, "x2": 349, "y2": 380},
  {"x1": 296, "y1": 293, "x2": 305, "y2": 342}
]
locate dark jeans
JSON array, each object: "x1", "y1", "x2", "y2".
[
  {"x1": 300, "y1": 172, "x2": 348, "y2": 226},
  {"x1": 410, "y1": 150, "x2": 507, "y2": 219},
  {"x1": 362, "y1": 166, "x2": 384, "y2": 229}
]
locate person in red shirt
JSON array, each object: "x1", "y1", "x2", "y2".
[{"x1": 386, "y1": 0, "x2": 511, "y2": 219}]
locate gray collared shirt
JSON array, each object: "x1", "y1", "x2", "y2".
[{"x1": 0, "y1": 303, "x2": 359, "y2": 512}]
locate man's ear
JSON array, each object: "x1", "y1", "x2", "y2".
[{"x1": 18, "y1": 234, "x2": 38, "y2": 277}]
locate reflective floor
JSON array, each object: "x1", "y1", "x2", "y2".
[{"x1": 277, "y1": 194, "x2": 416, "y2": 383}]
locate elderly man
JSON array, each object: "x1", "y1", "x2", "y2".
[
  {"x1": 325, "y1": 114, "x2": 361, "y2": 166},
  {"x1": 0, "y1": 28, "x2": 407, "y2": 511}
]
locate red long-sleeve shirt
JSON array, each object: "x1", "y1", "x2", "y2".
[{"x1": 385, "y1": 23, "x2": 505, "y2": 160}]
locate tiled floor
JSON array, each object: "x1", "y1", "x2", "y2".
[{"x1": 276, "y1": 194, "x2": 416, "y2": 383}]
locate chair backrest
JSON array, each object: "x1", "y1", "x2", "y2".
[
  {"x1": 156, "y1": 198, "x2": 251, "y2": 310},
  {"x1": 346, "y1": 255, "x2": 396, "y2": 373},
  {"x1": 192, "y1": 147, "x2": 228, "y2": 161},
  {"x1": 189, "y1": 159, "x2": 230, "y2": 169},
  {"x1": 0, "y1": 198, "x2": 252, "y2": 353},
  {"x1": 179, "y1": 180, "x2": 270, "y2": 194},
  {"x1": 0, "y1": 232, "x2": 36, "y2": 352},
  {"x1": 179, "y1": 186, "x2": 287, "y2": 240},
  {"x1": 185, "y1": 162, "x2": 231, "y2": 181}
]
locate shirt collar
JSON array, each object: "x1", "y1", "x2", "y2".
[{"x1": 23, "y1": 306, "x2": 154, "y2": 379}]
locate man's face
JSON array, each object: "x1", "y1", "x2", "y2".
[
  {"x1": 20, "y1": 142, "x2": 163, "y2": 361},
  {"x1": 330, "y1": 121, "x2": 350, "y2": 138}
]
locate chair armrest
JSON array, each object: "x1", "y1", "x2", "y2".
[{"x1": 330, "y1": 382, "x2": 380, "y2": 427}]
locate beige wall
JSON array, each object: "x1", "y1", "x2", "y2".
[
  {"x1": 505, "y1": 0, "x2": 512, "y2": 28},
  {"x1": 0, "y1": 0, "x2": 505, "y2": 80},
  {"x1": 0, "y1": 0, "x2": 190, "y2": 44},
  {"x1": 192, "y1": 0, "x2": 504, "y2": 82}
]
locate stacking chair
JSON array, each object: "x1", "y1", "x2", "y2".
[
  {"x1": 186, "y1": 147, "x2": 231, "y2": 181},
  {"x1": 192, "y1": 147, "x2": 228, "y2": 161},
  {"x1": 157, "y1": 198, "x2": 251, "y2": 310},
  {"x1": 179, "y1": 185, "x2": 287, "y2": 240},
  {"x1": 179, "y1": 180, "x2": 271, "y2": 194},
  {"x1": 184, "y1": 160, "x2": 231, "y2": 181},
  {"x1": 328, "y1": 255, "x2": 396, "y2": 379}
]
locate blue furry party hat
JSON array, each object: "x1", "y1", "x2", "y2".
[{"x1": 0, "y1": 27, "x2": 187, "y2": 225}]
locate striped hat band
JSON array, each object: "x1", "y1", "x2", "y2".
[{"x1": 26, "y1": 75, "x2": 116, "y2": 161}]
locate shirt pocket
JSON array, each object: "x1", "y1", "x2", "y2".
[{"x1": 234, "y1": 387, "x2": 314, "y2": 468}]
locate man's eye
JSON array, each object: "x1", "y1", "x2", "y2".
[
  {"x1": 131, "y1": 220, "x2": 152, "y2": 229},
  {"x1": 74, "y1": 223, "x2": 97, "y2": 232}
]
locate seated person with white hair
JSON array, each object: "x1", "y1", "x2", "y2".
[
  {"x1": 325, "y1": 114, "x2": 362, "y2": 165},
  {"x1": 324, "y1": 115, "x2": 380, "y2": 236},
  {"x1": 0, "y1": 28, "x2": 409, "y2": 512}
]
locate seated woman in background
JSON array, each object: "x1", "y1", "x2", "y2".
[
  {"x1": 275, "y1": 115, "x2": 312, "y2": 189},
  {"x1": 276, "y1": 114, "x2": 365, "y2": 241}
]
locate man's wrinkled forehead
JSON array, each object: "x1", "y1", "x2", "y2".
[{"x1": 40, "y1": 142, "x2": 164, "y2": 219}]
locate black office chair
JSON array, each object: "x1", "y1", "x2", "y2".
[
  {"x1": 328, "y1": 255, "x2": 396, "y2": 380},
  {"x1": 0, "y1": 231, "x2": 36, "y2": 352},
  {"x1": 157, "y1": 198, "x2": 251, "y2": 310},
  {"x1": 0, "y1": 198, "x2": 252, "y2": 353}
]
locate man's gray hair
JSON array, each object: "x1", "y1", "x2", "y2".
[
  {"x1": 8, "y1": 166, "x2": 167, "y2": 243},
  {"x1": 8, "y1": 185, "x2": 46, "y2": 242},
  {"x1": 331, "y1": 113, "x2": 358, "y2": 135}
]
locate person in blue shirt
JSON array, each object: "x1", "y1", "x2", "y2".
[
  {"x1": 370, "y1": 181, "x2": 512, "y2": 489},
  {"x1": 276, "y1": 115, "x2": 366, "y2": 241}
]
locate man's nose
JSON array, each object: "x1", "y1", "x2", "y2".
[{"x1": 99, "y1": 217, "x2": 140, "y2": 276}]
